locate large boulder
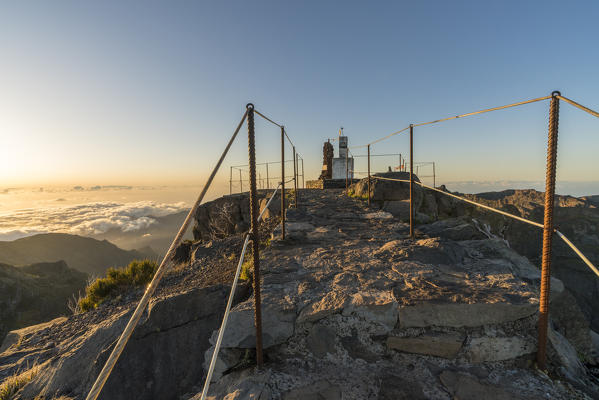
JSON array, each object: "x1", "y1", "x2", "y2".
[
  {"x1": 218, "y1": 293, "x2": 296, "y2": 349},
  {"x1": 193, "y1": 191, "x2": 281, "y2": 241},
  {"x1": 350, "y1": 172, "x2": 423, "y2": 210}
]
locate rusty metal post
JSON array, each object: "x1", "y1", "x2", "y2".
[
  {"x1": 367, "y1": 144, "x2": 371, "y2": 205},
  {"x1": 409, "y1": 124, "x2": 414, "y2": 239},
  {"x1": 537, "y1": 91, "x2": 560, "y2": 370},
  {"x1": 266, "y1": 162, "x2": 269, "y2": 189},
  {"x1": 433, "y1": 162, "x2": 436, "y2": 188},
  {"x1": 293, "y1": 146, "x2": 298, "y2": 207},
  {"x1": 229, "y1": 166, "x2": 233, "y2": 195},
  {"x1": 239, "y1": 169, "x2": 243, "y2": 193},
  {"x1": 280, "y1": 127, "x2": 286, "y2": 240},
  {"x1": 301, "y1": 157, "x2": 305, "y2": 188},
  {"x1": 345, "y1": 148, "x2": 349, "y2": 194},
  {"x1": 245, "y1": 104, "x2": 263, "y2": 367}
]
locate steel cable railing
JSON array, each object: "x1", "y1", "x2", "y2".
[
  {"x1": 254, "y1": 109, "x2": 296, "y2": 147},
  {"x1": 254, "y1": 109, "x2": 282, "y2": 128},
  {"x1": 85, "y1": 111, "x2": 249, "y2": 400},
  {"x1": 350, "y1": 95, "x2": 552, "y2": 149},
  {"x1": 352, "y1": 92, "x2": 598, "y2": 370},
  {"x1": 556, "y1": 95, "x2": 599, "y2": 118},
  {"x1": 369, "y1": 175, "x2": 599, "y2": 278},
  {"x1": 200, "y1": 182, "x2": 282, "y2": 400}
]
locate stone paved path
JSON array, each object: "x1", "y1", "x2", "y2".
[{"x1": 203, "y1": 189, "x2": 586, "y2": 399}]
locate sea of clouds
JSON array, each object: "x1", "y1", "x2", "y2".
[{"x1": 0, "y1": 201, "x2": 188, "y2": 241}]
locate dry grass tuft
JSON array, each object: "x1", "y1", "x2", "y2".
[{"x1": 0, "y1": 364, "x2": 39, "y2": 400}]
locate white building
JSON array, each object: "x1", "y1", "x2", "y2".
[{"x1": 331, "y1": 136, "x2": 354, "y2": 180}]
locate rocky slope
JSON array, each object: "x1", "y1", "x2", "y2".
[
  {"x1": 0, "y1": 233, "x2": 157, "y2": 276},
  {"x1": 1, "y1": 188, "x2": 598, "y2": 399},
  {"x1": 352, "y1": 175, "x2": 599, "y2": 332},
  {"x1": 0, "y1": 261, "x2": 88, "y2": 344}
]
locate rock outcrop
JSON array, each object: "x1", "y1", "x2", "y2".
[
  {"x1": 353, "y1": 175, "x2": 599, "y2": 333},
  {"x1": 414, "y1": 187, "x2": 599, "y2": 333},
  {"x1": 192, "y1": 191, "x2": 281, "y2": 242}
]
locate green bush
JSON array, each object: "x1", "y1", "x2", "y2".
[
  {"x1": 239, "y1": 258, "x2": 253, "y2": 281},
  {"x1": 78, "y1": 260, "x2": 158, "y2": 312},
  {"x1": 348, "y1": 188, "x2": 369, "y2": 200}
]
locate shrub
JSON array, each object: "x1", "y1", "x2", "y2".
[
  {"x1": 78, "y1": 260, "x2": 158, "y2": 312},
  {"x1": 239, "y1": 258, "x2": 253, "y2": 281},
  {"x1": 348, "y1": 188, "x2": 369, "y2": 201}
]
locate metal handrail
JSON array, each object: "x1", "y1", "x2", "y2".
[
  {"x1": 350, "y1": 95, "x2": 551, "y2": 149},
  {"x1": 369, "y1": 175, "x2": 598, "y2": 278},
  {"x1": 200, "y1": 182, "x2": 282, "y2": 399},
  {"x1": 85, "y1": 110, "x2": 249, "y2": 400}
]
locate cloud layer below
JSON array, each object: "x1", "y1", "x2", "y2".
[{"x1": 0, "y1": 201, "x2": 188, "y2": 242}]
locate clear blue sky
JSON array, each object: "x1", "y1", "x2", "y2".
[{"x1": 1, "y1": 1, "x2": 598, "y2": 194}]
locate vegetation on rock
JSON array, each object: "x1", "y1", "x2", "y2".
[
  {"x1": 78, "y1": 260, "x2": 158, "y2": 312},
  {"x1": 239, "y1": 258, "x2": 253, "y2": 282}
]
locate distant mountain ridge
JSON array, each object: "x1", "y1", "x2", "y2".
[{"x1": 0, "y1": 233, "x2": 157, "y2": 276}]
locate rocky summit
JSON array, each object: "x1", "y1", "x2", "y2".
[{"x1": 1, "y1": 187, "x2": 599, "y2": 399}]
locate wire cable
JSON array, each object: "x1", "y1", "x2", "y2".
[
  {"x1": 352, "y1": 95, "x2": 551, "y2": 149},
  {"x1": 412, "y1": 95, "x2": 551, "y2": 128},
  {"x1": 556, "y1": 95, "x2": 599, "y2": 118},
  {"x1": 254, "y1": 109, "x2": 282, "y2": 127},
  {"x1": 200, "y1": 183, "x2": 282, "y2": 399},
  {"x1": 85, "y1": 110, "x2": 248, "y2": 400},
  {"x1": 370, "y1": 175, "x2": 599, "y2": 277},
  {"x1": 555, "y1": 230, "x2": 599, "y2": 278},
  {"x1": 371, "y1": 176, "x2": 543, "y2": 228}
]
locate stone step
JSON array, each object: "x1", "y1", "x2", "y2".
[
  {"x1": 399, "y1": 301, "x2": 539, "y2": 329},
  {"x1": 387, "y1": 332, "x2": 536, "y2": 362}
]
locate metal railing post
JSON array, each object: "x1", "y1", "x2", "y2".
[
  {"x1": 433, "y1": 162, "x2": 436, "y2": 188},
  {"x1": 245, "y1": 104, "x2": 263, "y2": 367},
  {"x1": 280, "y1": 127, "x2": 286, "y2": 240},
  {"x1": 229, "y1": 166, "x2": 233, "y2": 195},
  {"x1": 345, "y1": 149, "x2": 349, "y2": 194},
  {"x1": 537, "y1": 91, "x2": 560, "y2": 370},
  {"x1": 293, "y1": 146, "x2": 298, "y2": 207},
  {"x1": 239, "y1": 169, "x2": 243, "y2": 193},
  {"x1": 301, "y1": 157, "x2": 305, "y2": 188},
  {"x1": 266, "y1": 162, "x2": 269, "y2": 189},
  {"x1": 409, "y1": 124, "x2": 414, "y2": 239},
  {"x1": 367, "y1": 144, "x2": 371, "y2": 205}
]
